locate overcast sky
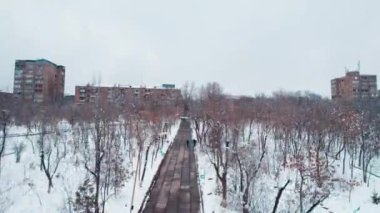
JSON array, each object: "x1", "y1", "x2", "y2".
[{"x1": 0, "y1": 0, "x2": 379, "y2": 97}]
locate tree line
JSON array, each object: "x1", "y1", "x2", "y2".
[{"x1": 183, "y1": 82, "x2": 380, "y2": 212}]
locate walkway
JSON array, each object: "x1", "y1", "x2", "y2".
[{"x1": 141, "y1": 120, "x2": 200, "y2": 213}]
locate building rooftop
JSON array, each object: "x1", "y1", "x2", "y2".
[
  {"x1": 332, "y1": 71, "x2": 377, "y2": 80},
  {"x1": 15, "y1": 59, "x2": 64, "y2": 68},
  {"x1": 76, "y1": 84, "x2": 179, "y2": 90}
]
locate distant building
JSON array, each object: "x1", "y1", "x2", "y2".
[
  {"x1": 74, "y1": 85, "x2": 182, "y2": 106},
  {"x1": 162, "y1": 84, "x2": 176, "y2": 89},
  {"x1": 63, "y1": 95, "x2": 75, "y2": 105},
  {"x1": 331, "y1": 71, "x2": 377, "y2": 100},
  {"x1": 13, "y1": 59, "x2": 65, "y2": 104},
  {"x1": 0, "y1": 91, "x2": 17, "y2": 109}
]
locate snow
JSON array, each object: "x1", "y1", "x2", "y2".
[
  {"x1": 0, "y1": 120, "x2": 180, "y2": 213},
  {"x1": 1, "y1": 126, "x2": 83, "y2": 213},
  {"x1": 314, "y1": 158, "x2": 380, "y2": 213},
  {"x1": 191, "y1": 122, "x2": 380, "y2": 213},
  {"x1": 195, "y1": 149, "x2": 237, "y2": 213},
  {"x1": 192, "y1": 126, "x2": 237, "y2": 213}
]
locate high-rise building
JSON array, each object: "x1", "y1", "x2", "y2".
[
  {"x1": 13, "y1": 59, "x2": 65, "y2": 104},
  {"x1": 331, "y1": 71, "x2": 377, "y2": 100}
]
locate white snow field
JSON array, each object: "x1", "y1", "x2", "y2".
[{"x1": 0, "y1": 120, "x2": 180, "y2": 213}]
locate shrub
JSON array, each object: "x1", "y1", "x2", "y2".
[{"x1": 371, "y1": 192, "x2": 380, "y2": 205}]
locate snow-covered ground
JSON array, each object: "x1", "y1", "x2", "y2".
[
  {"x1": 315, "y1": 158, "x2": 380, "y2": 213},
  {"x1": 192, "y1": 127, "x2": 237, "y2": 213},
  {"x1": 195, "y1": 148, "x2": 238, "y2": 213},
  {"x1": 192, "y1": 124, "x2": 380, "y2": 213},
  {"x1": 0, "y1": 120, "x2": 180, "y2": 213}
]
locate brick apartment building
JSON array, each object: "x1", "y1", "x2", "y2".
[
  {"x1": 13, "y1": 59, "x2": 65, "y2": 104},
  {"x1": 74, "y1": 84, "x2": 182, "y2": 106},
  {"x1": 331, "y1": 71, "x2": 377, "y2": 100}
]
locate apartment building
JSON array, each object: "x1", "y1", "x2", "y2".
[
  {"x1": 74, "y1": 84, "x2": 182, "y2": 106},
  {"x1": 13, "y1": 59, "x2": 65, "y2": 104},
  {"x1": 331, "y1": 71, "x2": 377, "y2": 100}
]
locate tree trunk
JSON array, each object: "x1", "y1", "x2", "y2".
[
  {"x1": 0, "y1": 123, "x2": 6, "y2": 169},
  {"x1": 94, "y1": 126, "x2": 102, "y2": 213},
  {"x1": 141, "y1": 144, "x2": 151, "y2": 182},
  {"x1": 316, "y1": 148, "x2": 321, "y2": 187},
  {"x1": 342, "y1": 148, "x2": 346, "y2": 175},
  {"x1": 350, "y1": 157, "x2": 354, "y2": 179},
  {"x1": 299, "y1": 172, "x2": 304, "y2": 213},
  {"x1": 242, "y1": 180, "x2": 250, "y2": 213},
  {"x1": 42, "y1": 159, "x2": 53, "y2": 193},
  {"x1": 272, "y1": 180, "x2": 290, "y2": 213},
  {"x1": 221, "y1": 173, "x2": 227, "y2": 207},
  {"x1": 236, "y1": 155, "x2": 244, "y2": 193},
  {"x1": 358, "y1": 144, "x2": 363, "y2": 167},
  {"x1": 247, "y1": 119, "x2": 253, "y2": 143}
]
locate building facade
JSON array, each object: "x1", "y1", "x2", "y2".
[
  {"x1": 74, "y1": 84, "x2": 182, "y2": 106},
  {"x1": 13, "y1": 59, "x2": 65, "y2": 104},
  {"x1": 331, "y1": 71, "x2": 377, "y2": 100}
]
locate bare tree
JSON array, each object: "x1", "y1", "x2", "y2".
[
  {"x1": 182, "y1": 81, "x2": 196, "y2": 115},
  {"x1": 0, "y1": 109, "x2": 10, "y2": 172},
  {"x1": 37, "y1": 118, "x2": 65, "y2": 193},
  {"x1": 13, "y1": 142, "x2": 25, "y2": 163}
]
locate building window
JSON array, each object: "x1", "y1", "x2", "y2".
[
  {"x1": 15, "y1": 69, "x2": 23, "y2": 76},
  {"x1": 25, "y1": 79, "x2": 33, "y2": 84}
]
